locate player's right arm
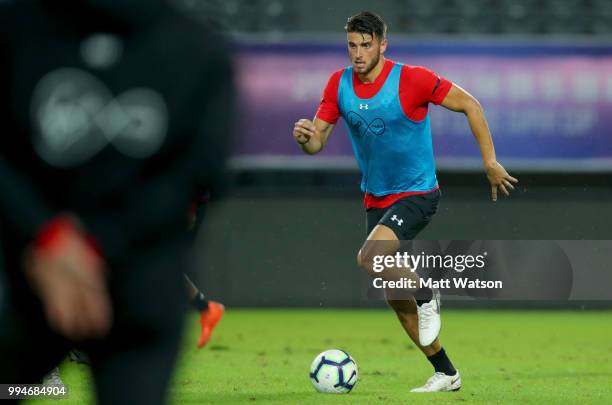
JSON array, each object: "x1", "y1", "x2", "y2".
[
  {"x1": 292, "y1": 118, "x2": 335, "y2": 155},
  {"x1": 293, "y1": 69, "x2": 342, "y2": 155}
]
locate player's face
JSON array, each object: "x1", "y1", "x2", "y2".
[{"x1": 347, "y1": 32, "x2": 387, "y2": 75}]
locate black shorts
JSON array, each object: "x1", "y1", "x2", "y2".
[{"x1": 366, "y1": 189, "x2": 441, "y2": 240}]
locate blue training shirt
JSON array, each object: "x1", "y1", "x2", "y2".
[{"x1": 337, "y1": 63, "x2": 438, "y2": 196}]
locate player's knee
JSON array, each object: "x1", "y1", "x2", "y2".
[
  {"x1": 356, "y1": 249, "x2": 365, "y2": 269},
  {"x1": 357, "y1": 247, "x2": 376, "y2": 277},
  {"x1": 357, "y1": 246, "x2": 373, "y2": 269}
]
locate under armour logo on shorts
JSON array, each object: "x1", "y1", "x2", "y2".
[{"x1": 391, "y1": 215, "x2": 404, "y2": 226}]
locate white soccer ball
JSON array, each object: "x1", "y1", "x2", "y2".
[{"x1": 309, "y1": 349, "x2": 358, "y2": 394}]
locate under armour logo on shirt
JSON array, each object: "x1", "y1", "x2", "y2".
[
  {"x1": 391, "y1": 215, "x2": 404, "y2": 226},
  {"x1": 359, "y1": 104, "x2": 369, "y2": 110}
]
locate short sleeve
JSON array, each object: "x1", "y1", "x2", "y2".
[
  {"x1": 399, "y1": 65, "x2": 453, "y2": 121},
  {"x1": 315, "y1": 69, "x2": 343, "y2": 125},
  {"x1": 405, "y1": 66, "x2": 452, "y2": 106}
]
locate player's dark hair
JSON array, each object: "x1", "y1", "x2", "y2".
[{"x1": 344, "y1": 11, "x2": 387, "y2": 40}]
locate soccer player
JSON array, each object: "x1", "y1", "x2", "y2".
[
  {"x1": 186, "y1": 194, "x2": 225, "y2": 349},
  {"x1": 185, "y1": 275, "x2": 224, "y2": 348},
  {"x1": 292, "y1": 11, "x2": 517, "y2": 392}
]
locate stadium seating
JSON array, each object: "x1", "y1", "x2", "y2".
[{"x1": 174, "y1": 0, "x2": 612, "y2": 35}]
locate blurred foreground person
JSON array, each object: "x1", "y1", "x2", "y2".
[{"x1": 0, "y1": 0, "x2": 233, "y2": 403}]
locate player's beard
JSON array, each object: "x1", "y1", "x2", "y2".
[{"x1": 356, "y1": 53, "x2": 380, "y2": 76}]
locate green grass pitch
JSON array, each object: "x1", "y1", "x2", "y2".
[{"x1": 30, "y1": 309, "x2": 612, "y2": 404}]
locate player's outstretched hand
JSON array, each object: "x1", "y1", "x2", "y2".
[
  {"x1": 485, "y1": 161, "x2": 518, "y2": 201},
  {"x1": 24, "y1": 216, "x2": 112, "y2": 341},
  {"x1": 293, "y1": 118, "x2": 315, "y2": 145}
]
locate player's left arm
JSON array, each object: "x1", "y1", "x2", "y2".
[{"x1": 440, "y1": 84, "x2": 518, "y2": 201}]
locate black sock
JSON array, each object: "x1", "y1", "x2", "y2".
[
  {"x1": 427, "y1": 347, "x2": 457, "y2": 376},
  {"x1": 415, "y1": 287, "x2": 433, "y2": 306},
  {"x1": 191, "y1": 292, "x2": 209, "y2": 312}
]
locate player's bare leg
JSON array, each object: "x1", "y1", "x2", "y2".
[
  {"x1": 358, "y1": 224, "x2": 440, "y2": 344},
  {"x1": 386, "y1": 297, "x2": 441, "y2": 356},
  {"x1": 357, "y1": 225, "x2": 419, "y2": 286},
  {"x1": 184, "y1": 274, "x2": 200, "y2": 301},
  {"x1": 358, "y1": 224, "x2": 460, "y2": 392}
]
